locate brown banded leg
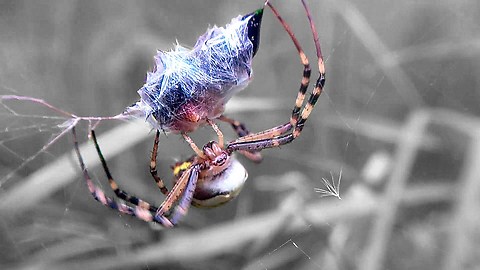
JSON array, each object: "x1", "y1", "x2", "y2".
[
  {"x1": 218, "y1": 115, "x2": 263, "y2": 162},
  {"x1": 231, "y1": 122, "x2": 292, "y2": 143},
  {"x1": 150, "y1": 130, "x2": 168, "y2": 195},
  {"x1": 293, "y1": 0, "x2": 326, "y2": 138},
  {"x1": 229, "y1": 1, "x2": 313, "y2": 145},
  {"x1": 74, "y1": 127, "x2": 199, "y2": 227},
  {"x1": 90, "y1": 129, "x2": 157, "y2": 212},
  {"x1": 226, "y1": 73, "x2": 324, "y2": 153},
  {"x1": 182, "y1": 133, "x2": 206, "y2": 159},
  {"x1": 227, "y1": 0, "x2": 325, "y2": 151},
  {"x1": 207, "y1": 119, "x2": 224, "y2": 147},
  {"x1": 267, "y1": 1, "x2": 312, "y2": 127},
  {"x1": 155, "y1": 164, "x2": 199, "y2": 218},
  {"x1": 169, "y1": 164, "x2": 200, "y2": 225},
  {"x1": 72, "y1": 127, "x2": 174, "y2": 225},
  {"x1": 219, "y1": 115, "x2": 253, "y2": 138},
  {"x1": 93, "y1": 126, "x2": 197, "y2": 221},
  {"x1": 182, "y1": 121, "x2": 227, "y2": 159}
]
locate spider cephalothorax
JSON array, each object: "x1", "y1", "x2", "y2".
[{"x1": 73, "y1": 0, "x2": 326, "y2": 227}]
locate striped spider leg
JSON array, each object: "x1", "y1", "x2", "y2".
[
  {"x1": 149, "y1": 130, "x2": 169, "y2": 195},
  {"x1": 147, "y1": 115, "x2": 263, "y2": 200},
  {"x1": 72, "y1": 125, "x2": 248, "y2": 227},
  {"x1": 227, "y1": 0, "x2": 325, "y2": 152},
  {"x1": 72, "y1": 127, "x2": 197, "y2": 226},
  {"x1": 218, "y1": 115, "x2": 263, "y2": 163}
]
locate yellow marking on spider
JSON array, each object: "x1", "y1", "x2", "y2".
[{"x1": 173, "y1": 161, "x2": 192, "y2": 177}]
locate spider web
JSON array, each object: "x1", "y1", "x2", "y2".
[
  {"x1": 0, "y1": 94, "x2": 130, "y2": 189},
  {"x1": 0, "y1": 95, "x2": 75, "y2": 187}
]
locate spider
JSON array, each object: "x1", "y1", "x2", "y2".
[{"x1": 73, "y1": 0, "x2": 325, "y2": 227}]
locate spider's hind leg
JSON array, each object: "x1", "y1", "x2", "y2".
[{"x1": 166, "y1": 164, "x2": 200, "y2": 225}]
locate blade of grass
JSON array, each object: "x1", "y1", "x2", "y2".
[
  {"x1": 427, "y1": 109, "x2": 480, "y2": 270},
  {"x1": 359, "y1": 110, "x2": 431, "y2": 270},
  {"x1": 443, "y1": 135, "x2": 480, "y2": 270}
]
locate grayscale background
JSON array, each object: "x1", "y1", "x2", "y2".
[{"x1": 0, "y1": 0, "x2": 479, "y2": 269}]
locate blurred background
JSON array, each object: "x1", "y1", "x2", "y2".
[{"x1": 1, "y1": 0, "x2": 480, "y2": 269}]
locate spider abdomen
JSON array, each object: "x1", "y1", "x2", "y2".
[{"x1": 192, "y1": 159, "x2": 248, "y2": 208}]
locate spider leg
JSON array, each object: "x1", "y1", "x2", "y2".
[
  {"x1": 207, "y1": 119, "x2": 224, "y2": 147},
  {"x1": 89, "y1": 129, "x2": 158, "y2": 212},
  {"x1": 155, "y1": 163, "x2": 200, "y2": 218},
  {"x1": 227, "y1": 0, "x2": 325, "y2": 152},
  {"x1": 72, "y1": 127, "x2": 173, "y2": 226},
  {"x1": 229, "y1": 1, "x2": 314, "y2": 144},
  {"x1": 168, "y1": 164, "x2": 200, "y2": 225},
  {"x1": 230, "y1": 123, "x2": 292, "y2": 143},
  {"x1": 218, "y1": 115, "x2": 255, "y2": 138},
  {"x1": 293, "y1": 0, "x2": 326, "y2": 139},
  {"x1": 182, "y1": 133, "x2": 206, "y2": 159},
  {"x1": 182, "y1": 124, "x2": 226, "y2": 160},
  {"x1": 218, "y1": 115, "x2": 263, "y2": 162},
  {"x1": 150, "y1": 130, "x2": 169, "y2": 195},
  {"x1": 84, "y1": 127, "x2": 201, "y2": 224}
]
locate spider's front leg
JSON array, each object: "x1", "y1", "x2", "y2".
[
  {"x1": 224, "y1": 0, "x2": 315, "y2": 146},
  {"x1": 155, "y1": 164, "x2": 200, "y2": 225},
  {"x1": 226, "y1": 0, "x2": 325, "y2": 152}
]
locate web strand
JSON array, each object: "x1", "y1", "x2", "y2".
[{"x1": 0, "y1": 95, "x2": 130, "y2": 186}]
